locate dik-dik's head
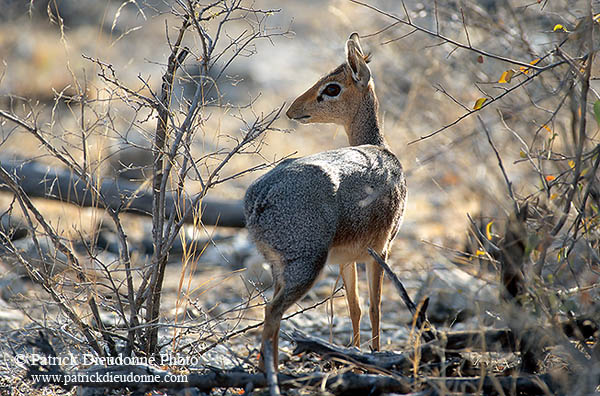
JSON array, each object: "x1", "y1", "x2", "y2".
[{"x1": 286, "y1": 33, "x2": 373, "y2": 126}]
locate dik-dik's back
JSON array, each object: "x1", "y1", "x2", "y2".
[
  {"x1": 245, "y1": 33, "x2": 406, "y2": 372},
  {"x1": 245, "y1": 146, "x2": 405, "y2": 260}
]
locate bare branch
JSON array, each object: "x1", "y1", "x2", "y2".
[
  {"x1": 478, "y1": 115, "x2": 519, "y2": 214},
  {"x1": 350, "y1": 0, "x2": 559, "y2": 70}
]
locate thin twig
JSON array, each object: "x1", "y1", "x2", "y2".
[{"x1": 478, "y1": 115, "x2": 519, "y2": 214}]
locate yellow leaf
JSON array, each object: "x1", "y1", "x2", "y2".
[
  {"x1": 520, "y1": 59, "x2": 539, "y2": 75},
  {"x1": 473, "y1": 98, "x2": 487, "y2": 110},
  {"x1": 475, "y1": 249, "x2": 486, "y2": 256},
  {"x1": 519, "y1": 150, "x2": 527, "y2": 158},
  {"x1": 568, "y1": 160, "x2": 575, "y2": 169},
  {"x1": 550, "y1": 193, "x2": 558, "y2": 200},
  {"x1": 545, "y1": 175, "x2": 555, "y2": 182},
  {"x1": 486, "y1": 221, "x2": 494, "y2": 240},
  {"x1": 498, "y1": 70, "x2": 514, "y2": 83},
  {"x1": 553, "y1": 24, "x2": 565, "y2": 32},
  {"x1": 542, "y1": 124, "x2": 552, "y2": 134}
]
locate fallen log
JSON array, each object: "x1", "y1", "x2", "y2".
[
  {"x1": 291, "y1": 328, "x2": 544, "y2": 371},
  {"x1": 27, "y1": 362, "x2": 565, "y2": 395},
  {"x1": 292, "y1": 329, "x2": 423, "y2": 371},
  {"x1": 0, "y1": 158, "x2": 245, "y2": 228}
]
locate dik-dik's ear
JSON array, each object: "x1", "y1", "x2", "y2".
[{"x1": 346, "y1": 32, "x2": 371, "y2": 87}]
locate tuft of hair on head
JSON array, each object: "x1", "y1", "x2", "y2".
[{"x1": 363, "y1": 52, "x2": 372, "y2": 63}]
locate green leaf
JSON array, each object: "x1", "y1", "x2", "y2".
[{"x1": 593, "y1": 100, "x2": 600, "y2": 127}]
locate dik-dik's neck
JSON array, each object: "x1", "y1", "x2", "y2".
[{"x1": 345, "y1": 89, "x2": 385, "y2": 147}]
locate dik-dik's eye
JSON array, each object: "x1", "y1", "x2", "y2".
[{"x1": 323, "y1": 83, "x2": 341, "y2": 97}]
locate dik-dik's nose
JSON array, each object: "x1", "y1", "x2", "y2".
[
  {"x1": 286, "y1": 103, "x2": 311, "y2": 123},
  {"x1": 285, "y1": 105, "x2": 295, "y2": 120},
  {"x1": 286, "y1": 90, "x2": 313, "y2": 122},
  {"x1": 286, "y1": 100, "x2": 302, "y2": 120}
]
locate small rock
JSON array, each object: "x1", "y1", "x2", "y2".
[
  {"x1": 199, "y1": 233, "x2": 256, "y2": 268},
  {"x1": 97, "y1": 312, "x2": 128, "y2": 330},
  {"x1": 242, "y1": 255, "x2": 273, "y2": 290},
  {"x1": 278, "y1": 350, "x2": 290, "y2": 365},
  {"x1": 1, "y1": 236, "x2": 69, "y2": 277},
  {"x1": 175, "y1": 388, "x2": 203, "y2": 396},
  {"x1": 106, "y1": 131, "x2": 153, "y2": 183},
  {"x1": 0, "y1": 272, "x2": 27, "y2": 301},
  {"x1": 415, "y1": 258, "x2": 497, "y2": 324},
  {"x1": 0, "y1": 297, "x2": 24, "y2": 325},
  {"x1": 0, "y1": 255, "x2": 28, "y2": 301},
  {"x1": 0, "y1": 215, "x2": 28, "y2": 243}
]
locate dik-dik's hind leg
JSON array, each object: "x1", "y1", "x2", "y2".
[
  {"x1": 259, "y1": 279, "x2": 283, "y2": 372},
  {"x1": 366, "y1": 252, "x2": 385, "y2": 351},
  {"x1": 259, "y1": 254, "x2": 326, "y2": 371},
  {"x1": 341, "y1": 262, "x2": 361, "y2": 347}
]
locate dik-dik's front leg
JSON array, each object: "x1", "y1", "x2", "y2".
[
  {"x1": 366, "y1": 255, "x2": 385, "y2": 351},
  {"x1": 341, "y1": 262, "x2": 361, "y2": 347}
]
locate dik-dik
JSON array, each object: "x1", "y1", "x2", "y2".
[{"x1": 244, "y1": 33, "x2": 406, "y2": 370}]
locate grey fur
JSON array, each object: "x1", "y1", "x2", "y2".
[{"x1": 245, "y1": 146, "x2": 406, "y2": 263}]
